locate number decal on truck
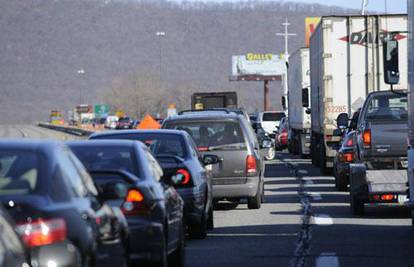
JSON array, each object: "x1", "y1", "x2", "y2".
[{"x1": 326, "y1": 105, "x2": 347, "y2": 113}]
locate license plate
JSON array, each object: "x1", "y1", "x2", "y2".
[{"x1": 398, "y1": 195, "x2": 408, "y2": 204}]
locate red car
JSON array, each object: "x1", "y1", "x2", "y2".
[{"x1": 275, "y1": 117, "x2": 289, "y2": 150}]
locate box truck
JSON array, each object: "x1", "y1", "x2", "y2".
[
  {"x1": 310, "y1": 14, "x2": 408, "y2": 173},
  {"x1": 288, "y1": 48, "x2": 311, "y2": 156}
]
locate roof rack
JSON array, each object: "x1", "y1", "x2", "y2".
[{"x1": 178, "y1": 109, "x2": 231, "y2": 115}]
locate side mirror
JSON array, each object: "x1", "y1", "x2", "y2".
[
  {"x1": 102, "y1": 182, "x2": 128, "y2": 200},
  {"x1": 305, "y1": 108, "x2": 311, "y2": 115},
  {"x1": 383, "y1": 39, "x2": 399, "y2": 85},
  {"x1": 203, "y1": 154, "x2": 220, "y2": 165},
  {"x1": 336, "y1": 113, "x2": 349, "y2": 129},
  {"x1": 302, "y1": 88, "x2": 310, "y2": 108},
  {"x1": 281, "y1": 96, "x2": 287, "y2": 110}
]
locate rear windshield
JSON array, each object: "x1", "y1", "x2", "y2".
[
  {"x1": 365, "y1": 94, "x2": 408, "y2": 121},
  {"x1": 91, "y1": 133, "x2": 188, "y2": 158},
  {"x1": 119, "y1": 118, "x2": 130, "y2": 122},
  {"x1": 263, "y1": 112, "x2": 285, "y2": 121},
  {"x1": 164, "y1": 121, "x2": 246, "y2": 149},
  {"x1": 0, "y1": 151, "x2": 40, "y2": 195},
  {"x1": 69, "y1": 145, "x2": 140, "y2": 177}
]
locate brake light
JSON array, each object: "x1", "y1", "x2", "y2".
[
  {"x1": 363, "y1": 129, "x2": 371, "y2": 148},
  {"x1": 197, "y1": 146, "x2": 209, "y2": 151},
  {"x1": 381, "y1": 194, "x2": 395, "y2": 201},
  {"x1": 345, "y1": 138, "x2": 354, "y2": 147},
  {"x1": 246, "y1": 155, "x2": 257, "y2": 175},
  {"x1": 16, "y1": 218, "x2": 67, "y2": 248},
  {"x1": 121, "y1": 189, "x2": 148, "y2": 216},
  {"x1": 175, "y1": 169, "x2": 191, "y2": 185},
  {"x1": 342, "y1": 153, "x2": 354, "y2": 163}
]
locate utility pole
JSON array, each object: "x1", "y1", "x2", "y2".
[
  {"x1": 156, "y1": 31, "x2": 166, "y2": 92},
  {"x1": 276, "y1": 17, "x2": 296, "y2": 113},
  {"x1": 77, "y1": 69, "x2": 86, "y2": 104}
]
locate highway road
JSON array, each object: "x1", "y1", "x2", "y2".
[
  {"x1": 1, "y1": 125, "x2": 414, "y2": 267},
  {"x1": 187, "y1": 152, "x2": 414, "y2": 267}
]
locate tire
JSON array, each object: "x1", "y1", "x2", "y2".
[
  {"x1": 350, "y1": 193, "x2": 364, "y2": 216},
  {"x1": 207, "y1": 206, "x2": 214, "y2": 230},
  {"x1": 169, "y1": 221, "x2": 185, "y2": 267},
  {"x1": 155, "y1": 235, "x2": 168, "y2": 267},
  {"x1": 411, "y1": 209, "x2": 414, "y2": 227},
  {"x1": 335, "y1": 173, "x2": 348, "y2": 192},
  {"x1": 261, "y1": 181, "x2": 265, "y2": 203},
  {"x1": 188, "y1": 214, "x2": 207, "y2": 239},
  {"x1": 265, "y1": 147, "x2": 276, "y2": 160},
  {"x1": 247, "y1": 185, "x2": 262, "y2": 209}
]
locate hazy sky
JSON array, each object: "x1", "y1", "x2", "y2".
[{"x1": 182, "y1": 0, "x2": 407, "y2": 13}]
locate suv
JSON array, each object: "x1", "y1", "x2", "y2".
[{"x1": 162, "y1": 111, "x2": 264, "y2": 209}]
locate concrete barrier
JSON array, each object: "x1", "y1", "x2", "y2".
[{"x1": 38, "y1": 122, "x2": 95, "y2": 137}]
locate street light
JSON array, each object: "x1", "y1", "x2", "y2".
[
  {"x1": 156, "y1": 31, "x2": 166, "y2": 92},
  {"x1": 77, "y1": 69, "x2": 85, "y2": 104}
]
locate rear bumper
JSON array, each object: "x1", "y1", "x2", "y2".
[
  {"x1": 212, "y1": 177, "x2": 260, "y2": 199},
  {"x1": 127, "y1": 218, "x2": 164, "y2": 262},
  {"x1": 31, "y1": 241, "x2": 80, "y2": 267}
]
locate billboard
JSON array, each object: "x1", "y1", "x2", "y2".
[
  {"x1": 305, "y1": 17, "x2": 321, "y2": 47},
  {"x1": 231, "y1": 53, "x2": 286, "y2": 79}
]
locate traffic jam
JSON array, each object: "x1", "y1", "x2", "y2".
[{"x1": 1, "y1": 1, "x2": 414, "y2": 267}]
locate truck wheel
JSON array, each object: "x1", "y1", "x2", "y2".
[
  {"x1": 350, "y1": 193, "x2": 364, "y2": 216},
  {"x1": 335, "y1": 173, "x2": 348, "y2": 191}
]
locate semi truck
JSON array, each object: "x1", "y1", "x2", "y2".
[
  {"x1": 288, "y1": 48, "x2": 311, "y2": 157},
  {"x1": 191, "y1": 92, "x2": 238, "y2": 110},
  {"x1": 309, "y1": 14, "x2": 408, "y2": 173},
  {"x1": 407, "y1": 0, "x2": 414, "y2": 224}
]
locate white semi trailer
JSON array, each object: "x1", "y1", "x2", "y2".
[
  {"x1": 310, "y1": 14, "x2": 408, "y2": 173},
  {"x1": 407, "y1": 0, "x2": 414, "y2": 224},
  {"x1": 288, "y1": 48, "x2": 311, "y2": 156}
]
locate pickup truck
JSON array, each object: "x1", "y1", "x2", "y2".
[{"x1": 339, "y1": 90, "x2": 408, "y2": 215}]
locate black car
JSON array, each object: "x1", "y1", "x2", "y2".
[
  {"x1": 67, "y1": 140, "x2": 185, "y2": 267},
  {"x1": 89, "y1": 129, "x2": 218, "y2": 239},
  {"x1": 0, "y1": 205, "x2": 30, "y2": 267},
  {"x1": 163, "y1": 111, "x2": 264, "y2": 209},
  {"x1": 0, "y1": 139, "x2": 127, "y2": 267}
]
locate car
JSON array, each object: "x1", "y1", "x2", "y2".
[
  {"x1": 252, "y1": 123, "x2": 275, "y2": 160},
  {"x1": 67, "y1": 140, "x2": 185, "y2": 267},
  {"x1": 275, "y1": 117, "x2": 289, "y2": 151},
  {"x1": 256, "y1": 111, "x2": 286, "y2": 135},
  {"x1": 333, "y1": 130, "x2": 358, "y2": 191},
  {"x1": 117, "y1": 117, "x2": 134, "y2": 130},
  {"x1": 0, "y1": 205, "x2": 30, "y2": 267},
  {"x1": 0, "y1": 139, "x2": 127, "y2": 267},
  {"x1": 89, "y1": 129, "x2": 218, "y2": 239},
  {"x1": 162, "y1": 111, "x2": 264, "y2": 209},
  {"x1": 105, "y1": 116, "x2": 119, "y2": 129}
]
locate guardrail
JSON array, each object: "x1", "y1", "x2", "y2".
[{"x1": 38, "y1": 122, "x2": 95, "y2": 137}]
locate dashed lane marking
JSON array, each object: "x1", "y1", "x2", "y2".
[
  {"x1": 307, "y1": 192, "x2": 322, "y2": 201},
  {"x1": 312, "y1": 214, "x2": 334, "y2": 226},
  {"x1": 316, "y1": 252, "x2": 339, "y2": 267}
]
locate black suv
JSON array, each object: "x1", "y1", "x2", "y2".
[{"x1": 162, "y1": 110, "x2": 264, "y2": 209}]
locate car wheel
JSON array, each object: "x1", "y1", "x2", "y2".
[
  {"x1": 169, "y1": 221, "x2": 186, "y2": 267},
  {"x1": 261, "y1": 181, "x2": 265, "y2": 203},
  {"x1": 189, "y1": 214, "x2": 207, "y2": 239},
  {"x1": 411, "y1": 209, "x2": 414, "y2": 227},
  {"x1": 350, "y1": 193, "x2": 364, "y2": 216},
  {"x1": 265, "y1": 147, "x2": 276, "y2": 160},
  {"x1": 154, "y1": 234, "x2": 168, "y2": 267},
  {"x1": 247, "y1": 185, "x2": 261, "y2": 209},
  {"x1": 335, "y1": 173, "x2": 348, "y2": 192},
  {"x1": 207, "y1": 206, "x2": 214, "y2": 230}
]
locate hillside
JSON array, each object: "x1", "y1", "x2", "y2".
[{"x1": 0, "y1": 0, "x2": 356, "y2": 123}]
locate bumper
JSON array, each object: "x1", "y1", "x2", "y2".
[
  {"x1": 127, "y1": 218, "x2": 164, "y2": 262},
  {"x1": 212, "y1": 177, "x2": 260, "y2": 199},
  {"x1": 31, "y1": 241, "x2": 80, "y2": 267}
]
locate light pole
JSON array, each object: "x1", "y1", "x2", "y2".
[
  {"x1": 156, "y1": 31, "x2": 166, "y2": 92},
  {"x1": 77, "y1": 69, "x2": 85, "y2": 104}
]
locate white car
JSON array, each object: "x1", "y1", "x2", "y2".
[
  {"x1": 104, "y1": 116, "x2": 119, "y2": 129},
  {"x1": 257, "y1": 111, "x2": 286, "y2": 135}
]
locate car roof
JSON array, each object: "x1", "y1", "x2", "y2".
[
  {"x1": 0, "y1": 139, "x2": 61, "y2": 152},
  {"x1": 66, "y1": 139, "x2": 145, "y2": 148},
  {"x1": 165, "y1": 112, "x2": 241, "y2": 122},
  {"x1": 89, "y1": 129, "x2": 187, "y2": 139}
]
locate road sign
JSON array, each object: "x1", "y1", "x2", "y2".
[{"x1": 94, "y1": 104, "x2": 109, "y2": 118}]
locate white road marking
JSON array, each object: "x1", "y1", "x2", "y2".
[
  {"x1": 313, "y1": 214, "x2": 334, "y2": 225},
  {"x1": 316, "y1": 252, "x2": 339, "y2": 267},
  {"x1": 208, "y1": 233, "x2": 297, "y2": 237},
  {"x1": 307, "y1": 192, "x2": 322, "y2": 201},
  {"x1": 304, "y1": 180, "x2": 314, "y2": 185},
  {"x1": 298, "y1": 169, "x2": 308, "y2": 175}
]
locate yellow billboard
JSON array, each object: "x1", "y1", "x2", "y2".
[{"x1": 305, "y1": 17, "x2": 321, "y2": 47}]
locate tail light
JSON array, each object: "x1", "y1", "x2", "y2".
[
  {"x1": 363, "y1": 129, "x2": 371, "y2": 148},
  {"x1": 197, "y1": 146, "x2": 209, "y2": 152},
  {"x1": 246, "y1": 155, "x2": 257, "y2": 175},
  {"x1": 171, "y1": 169, "x2": 193, "y2": 187},
  {"x1": 121, "y1": 189, "x2": 149, "y2": 216},
  {"x1": 16, "y1": 218, "x2": 67, "y2": 248},
  {"x1": 345, "y1": 138, "x2": 354, "y2": 147},
  {"x1": 342, "y1": 153, "x2": 354, "y2": 163}
]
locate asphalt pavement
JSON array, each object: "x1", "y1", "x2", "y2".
[{"x1": 2, "y1": 125, "x2": 414, "y2": 267}]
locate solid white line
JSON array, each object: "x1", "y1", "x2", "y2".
[
  {"x1": 316, "y1": 252, "x2": 339, "y2": 267},
  {"x1": 304, "y1": 180, "x2": 314, "y2": 185},
  {"x1": 308, "y1": 192, "x2": 322, "y2": 201},
  {"x1": 313, "y1": 214, "x2": 334, "y2": 225}
]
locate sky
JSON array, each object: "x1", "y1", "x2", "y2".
[{"x1": 180, "y1": 0, "x2": 407, "y2": 13}]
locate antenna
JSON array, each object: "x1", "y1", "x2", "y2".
[{"x1": 361, "y1": 0, "x2": 369, "y2": 15}]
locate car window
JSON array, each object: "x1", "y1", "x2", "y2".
[
  {"x1": 144, "y1": 150, "x2": 163, "y2": 181},
  {"x1": 67, "y1": 150, "x2": 99, "y2": 196},
  {"x1": 0, "y1": 151, "x2": 40, "y2": 196},
  {"x1": 262, "y1": 112, "x2": 285, "y2": 121},
  {"x1": 165, "y1": 120, "x2": 246, "y2": 148},
  {"x1": 57, "y1": 150, "x2": 89, "y2": 197},
  {"x1": 365, "y1": 94, "x2": 408, "y2": 121}
]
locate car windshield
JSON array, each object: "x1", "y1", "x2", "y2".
[
  {"x1": 91, "y1": 133, "x2": 188, "y2": 158},
  {"x1": 69, "y1": 145, "x2": 140, "y2": 177},
  {"x1": 165, "y1": 121, "x2": 245, "y2": 149},
  {"x1": 0, "y1": 151, "x2": 40, "y2": 195},
  {"x1": 263, "y1": 112, "x2": 285, "y2": 121},
  {"x1": 365, "y1": 94, "x2": 408, "y2": 121}
]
